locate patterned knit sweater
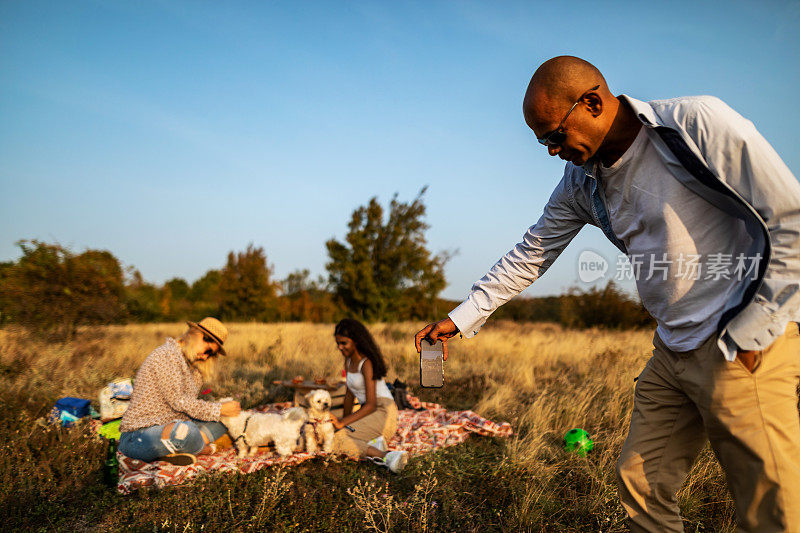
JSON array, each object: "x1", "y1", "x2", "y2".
[{"x1": 120, "y1": 338, "x2": 221, "y2": 432}]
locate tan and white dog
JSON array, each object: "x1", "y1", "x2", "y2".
[
  {"x1": 303, "y1": 389, "x2": 335, "y2": 453},
  {"x1": 221, "y1": 407, "x2": 307, "y2": 458}
]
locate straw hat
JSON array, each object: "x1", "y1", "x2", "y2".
[{"x1": 187, "y1": 317, "x2": 228, "y2": 355}]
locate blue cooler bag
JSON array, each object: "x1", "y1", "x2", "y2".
[{"x1": 53, "y1": 397, "x2": 92, "y2": 427}]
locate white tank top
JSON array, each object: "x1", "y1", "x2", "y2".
[{"x1": 345, "y1": 357, "x2": 393, "y2": 404}]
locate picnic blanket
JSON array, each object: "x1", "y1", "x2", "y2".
[{"x1": 116, "y1": 394, "x2": 513, "y2": 494}]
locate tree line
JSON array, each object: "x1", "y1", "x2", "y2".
[
  {"x1": 0, "y1": 190, "x2": 653, "y2": 338},
  {"x1": 0, "y1": 191, "x2": 451, "y2": 337}
]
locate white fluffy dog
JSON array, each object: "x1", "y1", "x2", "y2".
[
  {"x1": 303, "y1": 389, "x2": 335, "y2": 454},
  {"x1": 221, "y1": 407, "x2": 307, "y2": 458}
]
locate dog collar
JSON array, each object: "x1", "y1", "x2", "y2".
[
  {"x1": 306, "y1": 416, "x2": 330, "y2": 429},
  {"x1": 234, "y1": 414, "x2": 253, "y2": 448}
]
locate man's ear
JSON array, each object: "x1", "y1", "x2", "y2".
[{"x1": 584, "y1": 92, "x2": 603, "y2": 118}]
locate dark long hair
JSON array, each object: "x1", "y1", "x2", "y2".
[{"x1": 334, "y1": 318, "x2": 388, "y2": 380}]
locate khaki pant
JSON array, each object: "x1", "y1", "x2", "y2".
[
  {"x1": 616, "y1": 322, "x2": 800, "y2": 532},
  {"x1": 333, "y1": 397, "x2": 398, "y2": 459}
]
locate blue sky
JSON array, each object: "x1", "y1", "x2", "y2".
[{"x1": 1, "y1": 1, "x2": 798, "y2": 300}]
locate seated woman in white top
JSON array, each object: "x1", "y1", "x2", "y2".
[{"x1": 330, "y1": 318, "x2": 408, "y2": 473}]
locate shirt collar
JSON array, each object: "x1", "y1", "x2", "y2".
[{"x1": 619, "y1": 94, "x2": 660, "y2": 127}]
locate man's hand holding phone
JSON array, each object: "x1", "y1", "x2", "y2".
[{"x1": 414, "y1": 317, "x2": 459, "y2": 361}]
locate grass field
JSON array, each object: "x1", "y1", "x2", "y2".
[{"x1": 0, "y1": 321, "x2": 736, "y2": 532}]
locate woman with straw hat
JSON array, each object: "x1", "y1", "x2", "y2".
[{"x1": 118, "y1": 317, "x2": 241, "y2": 466}]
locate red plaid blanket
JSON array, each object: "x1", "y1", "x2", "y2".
[{"x1": 117, "y1": 394, "x2": 513, "y2": 494}]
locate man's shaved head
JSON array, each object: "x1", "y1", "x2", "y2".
[
  {"x1": 523, "y1": 56, "x2": 609, "y2": 130},
  {"x1": 521, "y1": 56, "x2": 627, "y2": 167}
]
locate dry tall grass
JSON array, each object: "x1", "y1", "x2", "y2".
[{"x1": 0, "y1": 321, "x2": 736, "y2": 531}]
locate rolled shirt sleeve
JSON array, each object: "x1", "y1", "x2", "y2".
[{"x1": 153, "y1": 351, "x2": 222, "y2": 422}]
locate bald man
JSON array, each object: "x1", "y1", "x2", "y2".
[{"x1": 415, "y1": 56, "x2": 800, "y2": 532}]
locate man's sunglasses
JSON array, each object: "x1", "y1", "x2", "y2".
[{"x1": 537, "y1": 85, "x2": 600, "y2": 147}]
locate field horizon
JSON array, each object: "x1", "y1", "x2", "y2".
[{"x1": 0, "y1": 321, "x2": 736, "y2": 531}]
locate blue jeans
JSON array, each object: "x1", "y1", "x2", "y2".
[{"x1": 119, "y1": 420, "x2": 227, "y2": 462}]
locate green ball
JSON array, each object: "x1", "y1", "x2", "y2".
[{"x1": 563, "y1": 428, "x2": 594, "y2": 456}]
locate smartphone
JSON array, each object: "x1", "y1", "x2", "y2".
[{"x1": 420, "y1": 339, "x2": 444, "y2": 388}]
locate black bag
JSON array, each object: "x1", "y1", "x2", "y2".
[{"x1": 389, "y1": 379, "x2": 421, "y2": 411}]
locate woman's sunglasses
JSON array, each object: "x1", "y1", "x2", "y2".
[
  {"x1": 537, "y1": 84, "x2": 599, "y2": 147},
  {"x1": 202, "y1": 336, "x2": 220, "y2": 356}
]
